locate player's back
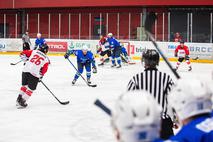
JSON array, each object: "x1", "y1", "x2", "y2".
[
  {"x1": 23, "y1": 50, "x2": 49, "y2": 78},
  {"x1": 107, "y1": 37, "x2": 120, "y2": 47},
  {"x1": 169, "y1": 115, "x2": 213, "y2": 142}
]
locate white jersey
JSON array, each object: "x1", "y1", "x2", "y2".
[
  {"x1": 101, "y1": 42, "x2": 110, "y2": 51},
  {"x1": 23, "y1": 50, "x2": 49, "y2": 78},
  {"x1": 177, "y1": 49, "x2": 186, "y2": 58}
]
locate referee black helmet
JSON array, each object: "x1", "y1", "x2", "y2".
[{"x1": 142, "y1": 49, "x2": 160, "y2": 68}]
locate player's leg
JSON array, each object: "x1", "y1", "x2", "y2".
[
  {"x1": 23, "y1": 42, "x2": 30, "y2": 51},
  {"x1": 16, "y1": 72, "x2": 29, "y2": 107},
  {"x1": 160, "y1": 115, "x2": 174, "y2": 139},
  {"x1": 111, "y1": 50, "x2": 116, "y2": 67},
  {"x1": 98, "y1": 50, "x2": 107, "y2": 66},
  {"x1": 176, "y1": 57, "x2": 184, "y2": 70},
  {"x1": 16, "y1": 72, "x2": 39, "y2": 108},
  {"x1": 85, "y1": 62, "x2": 92, "y2": 84},
  {"x1": 185, "y1": 55, "x2": 192, "y2": 71},
  {"x1": 103, "y1": 50, "x2": 111, "y2": 63},
  {"x1": 115, "y1": 47, "x2": 122, "y2": 68},
  {"x1": 72, "y1": 62, "x2": 83, "y2": 84}
]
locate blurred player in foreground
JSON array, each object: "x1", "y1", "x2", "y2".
[
  {"x1": 16, "y1": 44, "x2": 50, "y2": 108},
  {"x1": 111, "y1": 91, "x2": 162, "y2": 142},
  {"x1": 166, "y1": 78, "x2": 213, "y2": 142}
]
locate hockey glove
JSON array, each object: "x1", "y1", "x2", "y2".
[
  {"x1": 20, "y1": 54, "x2": 28, "y2": 61},
  {"x1": 185, "y1": 55, "x2": 190, "y2": 60},
  {"x1": 64, "y1": 53, "x2": 69, "y2": 59},
  {"x1": 92, "y1": 66, "x2": 97, "y2": 74}
]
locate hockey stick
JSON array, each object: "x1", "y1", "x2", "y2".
[
  {"x1": 94, "y1": 99, "x2": 111, "y2": 116},
  {"x1": 192, "y1": 56, "x2": 199, "y2": 60},
  {"x1": 145, "y1": 12, "x2": 181, "y2": 79},
  {"x1": 10, "y1": 59, "x2": 24, "y2": 65},
  {"x1": 40, "y1": 81, "x2": 70, "y2": 105},
  {"x1": 66, "y1": 58, "x2": 97, "y2": 87}
]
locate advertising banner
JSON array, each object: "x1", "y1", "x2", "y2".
[
  {"x1": 46, "y1": 41, "x2": 68, "y2": 52},
  {"x1": 0, "y1": 38, "x2": 212, "y2": 60}
]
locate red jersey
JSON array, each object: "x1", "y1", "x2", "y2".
[
  {"x1": 21, "y1": 50, "x2": 49, "y2": 78},
  {"x1": 99, "y1": 37, "x2": 107, "y2": 46},
  {"x1": 175, "y1": 45, "x2": 190, "y2": 58}
]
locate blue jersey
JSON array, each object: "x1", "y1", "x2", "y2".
[
  {"x1": 67, "y1": 50, "x2": 95, "y2": 67},
  {"x1": 165, "y1": 115, "x2": 213, "y2": 142},
  {"x1": 121, "y1": 46, "x2": 128, "y2": 55},
  {"x1": 35, "y1": 38, "x2": 46, "y2": 48},
  {"x1": 107, "y1": 37, "x2": 120, "y2": 49}
]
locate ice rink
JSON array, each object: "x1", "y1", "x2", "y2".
[{"x1": 0, "y1": 55, "x2": 213, "y2": 142}]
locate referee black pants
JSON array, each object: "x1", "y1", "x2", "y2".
[{"x1": 160, "y1": 116, "x2": 174, "y2": 139}]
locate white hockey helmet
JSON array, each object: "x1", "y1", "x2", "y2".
[
  {"x1": 82, "y1": 45, "x2": 89, "y2": 51},
  {"x1": 168, "y1": 79, "x2": 212, "y2": 121},
  {"x1": 107, "y1": 33, "x2": 113, "y2": 37},
  {"x1": 37, "y1": 33, "x2": 41, "y2": 38},
  {"x1": 111, "y1": 91, "x2": 162, "y2": 142}
]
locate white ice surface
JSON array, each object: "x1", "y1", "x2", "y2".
[{"x1": 0, "y1": 55, "x2": 212, "y2": 142}]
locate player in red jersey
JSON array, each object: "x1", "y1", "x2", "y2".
[
  {"x1": 174, "y1": 40, "x2": 192, "y2": 71},
  {"x1": 16, "y1": 44, "x2": 50, "y2": 108},
  {"x1": 97, "y1": 35, "x2": 111, "y2": 66}
]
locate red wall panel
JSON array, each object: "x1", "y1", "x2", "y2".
[
  {"x1": 70, "y1": 14, "x2": 79, "y2": 39},
  {"x1": 39, "y1": 14, "x2": 49, "y2": 38},
  {"x1": 11, "y1": 0, "x2": 213, "y2": 9},
  {"x1": 0, "y1": 0, "x2": 13, "y2": 9},
  {"x1": 6, "y1": 14, "x2": 15, "y2": 38},
  {"x1": 28, "y1": 14, "x2": 38, "y2": 38},
  {"x1": 130, "y1": 14, "x2": 140, "y2": 40},
  {"x1": 108, "y1": 13, "x2": 118, "y2": 38},
  {"x1": 81, "y1": 14, "x2": 89, "y2": 39},
  {"x1": 50, "y1": 14, "x2": 59, "y2": 39},
  {"x1": 60, "y1": 14, "x2": 69, "y2": 39},
  {"x1": 119, "y1": 13, "x2": 129, "y2": 39}
]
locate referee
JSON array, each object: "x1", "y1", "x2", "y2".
[{"x1": 127, "y1": 49, "x2": 174, "y2": 139}]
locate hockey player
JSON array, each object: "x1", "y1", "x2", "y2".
[
  {"x1": 111, "y1": 91, "x2": 162, "y2": 142},
  {"x1": 97, "y1": 35, "x2": 111, "y2": 66},
  {"x1": 64, "y1": 45, "x2": 97, "y2": 85},
  {"x1": 127, "y1": 49, "x2": 175, "y2": 139},
  {"x1": 34, "y1": 33, "x2": 46, "y2": 50},
  {"x1": 120, "y1": 43, "x2": 130, "y2": 63},
  {"x1": 166, "y1": 78, "x2": 213, "y2": 142},
  {"x1": 16, "y1": 44, "x2": 49, "y2": 108},
  {"x1": 174, "y1": 40, "x2": 192, "y2": 71},
  {"x1": 107, "y1": 33, "x2": 122, "y2": 68}
]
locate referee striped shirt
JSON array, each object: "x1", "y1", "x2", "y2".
[{"x1": 127, "y1": 68, "x2": 174, "y2": 117}]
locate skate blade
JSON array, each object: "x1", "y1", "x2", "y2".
[{"x1": 16, "y1": 103, "x2": 27, "y2": 109}]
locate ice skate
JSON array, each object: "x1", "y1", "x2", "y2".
[
  {"x1": 98, "y1": 62, "x2": 104, "y2": 66},
  {"x1": 87, "y1": 78, "x2": 91, "y2": 84},
  {"x1": 72, "y1": 79, "x2": 77, "y2": 85},
  {"x1": 16, "y1": 94, "x2": 27, "y2": 108},
  {"x1": 111, "y1": 64, "x2": 116, "y2": 68},
  {"x1": 116, "y1": 64, "x2": 121, "y2": 68}
]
